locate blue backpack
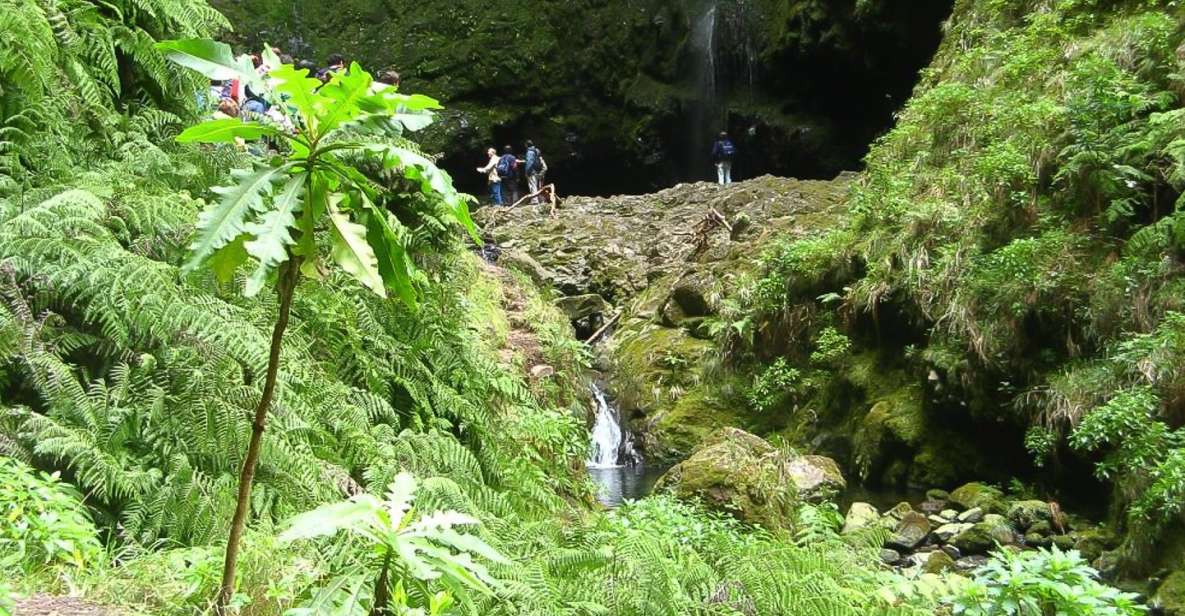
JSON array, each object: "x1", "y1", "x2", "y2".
[
  {"x1": 496, "y1": 154, "x2": 515, "y2": 177},
  {"x1": 719, "y1": 140, "x2": 736, "y2": 158}
]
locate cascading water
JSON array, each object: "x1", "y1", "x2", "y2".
[
  {"x1": 688, "y1": 1, "x2": 721, "y2": 178},
  {"x1": 586, "y1": 383, "x2": 661, "y2": 506},
  {"x1": 587, "y1": 385, "x2": 624, "y2": 468}
]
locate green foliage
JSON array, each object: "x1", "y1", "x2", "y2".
[
  {"x1": 0, "y1": 457, "x2": 103, "y2": 577},
  {"x1": 747, "y1": 357, "x2": 803, "y2": 412},
  {"x1": 952, "y1": 546, "x2": 1145, "y2": 616},
  {"x1": 280, "y1": 472, "x2": 506, "y2": 614}
]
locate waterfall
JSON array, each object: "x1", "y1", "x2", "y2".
[
  {"x1": 688, "y1": 2, "x2": 721, "y2": 179},
  {"x1": 587, "y1": 384, "x2": 639, "y2": 469}
]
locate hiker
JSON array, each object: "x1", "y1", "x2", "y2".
[
  {"x1": 536, "y1": 148, "x2": 549, "y2": 189},
  {"x1": 318, "y1": 53, "x2": 346, "y2": 82},
  {"x1": 497, "y1": 145, "x2": 520, "y2": 205},
  {"x1": 378, "y1": 69, "x2": 401, "y2": 90},
  {"x1": 711, "y1": 131, "x2": 736, "y2": 186},
  {"x1": 477, "y1": 147, "x2": 503, "y2": 206},
  {"x1": 524, "y1": 140, "x2": 543, "y2": 203}
]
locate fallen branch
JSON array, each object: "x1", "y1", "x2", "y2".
[
  {"x1": 511, "y1": 183, "x2": 561, "y2": 214},
  {"x1": 586, "y1": 312, "x2": 622, "y2": 344}
]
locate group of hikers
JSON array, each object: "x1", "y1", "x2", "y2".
[
  {"x1": 478, "y1": 131, "x2": 737, "y2": 207},
  {"x1": 204, "y1": 49, "x2": 400, "y2": 126},
  {"x1": 477, "y1": 141, "x2": 550, "y2": 206}
]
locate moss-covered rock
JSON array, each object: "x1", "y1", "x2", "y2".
[
  {"x1": 786, "y1": 455, "x2": 846, "y2": 503},
  {"x1": 949, "y1": 482, "x2": 1007, "y2": 514},
  {"x1": 923, "y1": 550, "x2": 957, "y2": 574},
  {"x1": 656, "y1": 427, "x2": 798, "y2": 530},
  {"x1": 1155, "y1": 570, "x2": 1185, "y2": 616},
  {"x1": 1007, "y1": 500, "x2": 1051, "y2": 531},
  {"x1": 953, "y1": 515, "x2": 1016, "y2": 555}
]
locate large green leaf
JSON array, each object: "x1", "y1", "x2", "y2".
[
  {"x1": 327, "y1": 195, "x2": 385, "y2": 297},
  {"x1": 175, "y1": 118, "x2": 277, "y2": 144},
  {"x1": 270, "y1": 64, "x2": 326, "y2": 132},
  {"x1": 184, "y1": 164, "x2": 292, "y2": 272},
  {"x1": 369, "y1": 144, "x2": 481, "y2": 244},
  {"x1": 156, "y1": 39, "x2": 257, "y2": 85},
  {"x1": 317, "y1": 63, "x2": 373, "y2": 134},
  {"x1": 243, "y1": 174, "x2": 306, "y2": 296},
  {"x1": 363, "y1": 204, "x2": 417, "y2": 308},
  {"x1": 278, "y1": 495, "x2": 381, "y2": 542}
]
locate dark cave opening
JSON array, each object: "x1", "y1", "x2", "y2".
[{"x1": 441, "y1": 0, "x2": 955, "y2": 199}]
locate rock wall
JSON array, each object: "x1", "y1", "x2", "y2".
[{"x1": 212, "y1": 0, "x2": 951, "y2": 196}]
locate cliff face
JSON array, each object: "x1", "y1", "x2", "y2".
[{"x1": 212, "y1": 0, "x2": 950, "y2": 196}]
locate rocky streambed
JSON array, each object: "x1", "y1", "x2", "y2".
[{"x1": 843, "y1": 482, "x2": 1116, "y2": 576}]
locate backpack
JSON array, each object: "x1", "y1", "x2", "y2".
[
  {"x1": 719, "y1": 140, "x2": 736, "y2": 158},
  {"x1": 526, "y1": 148, "x2": 542, "y2": 174},
  {"x1": 496, "y1": 154, "x2": 514, "y2": 177}
]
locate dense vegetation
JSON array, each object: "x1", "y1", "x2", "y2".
[
  {"x1": 733, "y1": 0, "x2": 1185, "y2": 575},
  {"x1": 1, "y1": 0, "x2": 1179, "y2": 614}
]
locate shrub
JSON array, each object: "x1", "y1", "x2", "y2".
[{"x1": 0, "y1": 458, "x2": 103, "y2": 576}]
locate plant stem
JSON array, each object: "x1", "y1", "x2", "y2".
[{"x1": 216, "y1": 256, "x2": 302, "y2": 614}]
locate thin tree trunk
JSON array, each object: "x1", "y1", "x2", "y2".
[
  {"x1": 371, "y1": 552, "x2": 392, "y2": 616},
  {"x1": 216, "y1": 257, "x2": 302, "y2": 614}
]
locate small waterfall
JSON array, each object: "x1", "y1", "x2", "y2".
[
  {"x1": 688, "y1": 2, "x2": 722, "y2": 179},
  {"x1": 586, "y1": 384, "x2": 639, "y2": 469}
]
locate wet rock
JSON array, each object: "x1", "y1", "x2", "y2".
[
  {"x1": 949, "y1": 482, "x2": 1007, "y2": 514},
  {"x1": 919, "y1": 500, "x2": 946, "y2": 515},
  {"x1": 1007, "y1": 500, "x2": 1052, "y2": 531},
  {"x1": 941, "y1": 509, "x2": 959, "y2": 520},
  {"x1": 529, "y1": 364, "x2": 555, "y2": 379},
  {"x1": 500, "y1": 249, "x2": 554, "y2": 288},
  {"x1": 956, "y1": 555, "x2": 990, "y2": 572},
  {"x1": 956, "y1": 507, "x2": 984, "y2": 524},
  {"x1": 1073, "y1": 528, "x2": 1117, "y2": 563},
  {"x1": 880, "y1": 548, "x2": 902, "y2": 566},
  {"x1": 954, "y1": 515, "x2": 1016, "y2": 554},
  {"x1": 785, "y1": 455, "x2": 846, "y2": 503},
  {"x1": 886, "y1": 512, "x2": 931, "y2": 552},
  {"x1": 942, "y1": 545, "x2": 962, "y2": 560},
  {"x1": 926, "y1": 488, "x2": 951, "y2": 502},
  {"x1": 886, "y1": 502, "x2": 915, "y2": 520},
  {"x1": 842, "y1": 502, "x2": 880, "y2": 534},
  {"x1": 923, "y1": 551, "x2": 957, "y2": 574},
  {"x1": 656, "y1": 428, "x2": 797, "y2": 530},
  {"x1": 1153, "y1": 570, "x2": 1185, "y2": 615},
  {"x1": 554, "y1": 293, "x2": 609, "y2": 320},
  {"x1": 1024, "y1": 531, "x2": 1052, "y2": 548},
  {"x1": 928, "y1": 514, "x2": 949, "y2": 526},
  {"x1": 933, "y1": 522, "x2": 973, "y2": 543}
]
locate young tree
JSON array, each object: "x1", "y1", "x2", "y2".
[{"x1": 157, "y1": 40, "x2": 477, "y2": 613}]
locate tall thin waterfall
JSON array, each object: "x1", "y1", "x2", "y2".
[
  {"x1": 689, "y1": 2, "x2": 721, "y2": 178},
  {"x1": 587, "y1": 384, "x2": 639, "y2": 469}
]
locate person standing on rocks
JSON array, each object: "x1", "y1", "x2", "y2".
[
  {"x1": 477, "y1": 147, "x2": 503, "y2": 206},
  {"x1": 712, "y1": 131, "x2": 737, "y2": 186},
  {"x1": 524, "y1": 140, "x2": 543, "y2": 203},
  {"x1": 497, "y1": 145, "x2": 520, "y2": 205}
]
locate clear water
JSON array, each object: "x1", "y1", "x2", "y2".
[
  {"x1": 589, "y1": 465, "x2": 669, "y2": 507},
  {"x1": 587, "y1": 385, "x2": 625, "y2": 469}
]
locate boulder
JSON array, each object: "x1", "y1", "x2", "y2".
[
  {"x1": 928, "y1": 514, "x2": 949, "y2": 526},
  {"x1": 919, "y1": 500, "x2": 946, "y2": 515},
  {"x1": 656, "y1": 428, "x2": 797, "y2": 530},
  {"x1": 553, "y1": 293, "x2": 610, "y2": 320},
  {"x1": 529, "y1": 364, "x2": 555, "y2": 379},
  {"x1": 954, "y1": 515, "x2": 1016, "y2": 554},
  {"x1": 1072, "y1": 528, "x2": 1117, "y2": 563},
  {"x1": 886, "y1": 512, "x2": 931, "y2": 552},
  {"x1": 923, "y1": 551, "x2": 957, "y2": 574},
  {"x1": 1007, "y1": 500, "x2": 1051, "y2": 531},
  {"x1": 940, "y1": 509, "x2": 959, "y2": 520},
  {"x1": 1024, "y1": 532, "x2": 1052, "y2": 548},
  {"x1": 926, "y1": 488, "x2": 951, "y2": 502},
  {"x1": 956, "y1": 507, "x2": 984, "y2": 524},
  {"x1": 880, "y1": 548, "x2": 902, "y2": 566},
  {"x1": 933, "y1": 522, "x2": 973, "y2": 543},
  {"x1": 885, "y1": 502, "x2": 915, "y2": 520},
  {"x1": 942, "y1": 545, "x2": 962, "y2": 560},
  {"x1": 956, "y1": 555, "x2": 990, "y2": 572},
  {"x1": 1156, "y1": 570, "x2": 1185, "y2": 615},
  {"x1": 785, "y1": 455, "x2": 846, "y2": 503},
  {"x1": 842, "y1": 502, "x2": 880, "y2": 535},
  {"x1": 949, "y1": 482, "x2": 1007, "y2": 514},
  {"x1": 500, "y1": 249, "x2": 554, "y2": 288}
]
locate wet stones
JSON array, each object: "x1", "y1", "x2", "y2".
[{"x1": 886, "y1": 512, "x2": 931, "y2": 552}]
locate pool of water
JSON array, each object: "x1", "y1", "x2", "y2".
[{"x1": 588, "y1": 465, "x2": 669, "y2": 507}]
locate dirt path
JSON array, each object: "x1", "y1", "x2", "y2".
[{"x1": 12, "y1": 595, "x2": 116, "y2": 616}]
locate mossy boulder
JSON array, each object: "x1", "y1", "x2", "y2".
[
  {"x1": 1007, "y1": 500, "x2": 1051, "y2": 531},
  {"x1": 656, "y1": 428, "x2": 798, "y2": 530},
  {"x1": 842, "y1": 502, "x2": 880, "y2": 534},
  {"x1": 785, "y1": 455, "x2": 846, "y2": 503},
  {"x1": 886, "y1": 512, "x2": 931, "y2": 551},
  {"x1": 953, "y1": 514, "x2": 1017, "y2": 554},
  {"x1": 1071, "y1": 528, "x2": 1117, "y2": 563},
  {"x1": 1155, "y1": 570, "x2": 1185, "y2": 616},
  {"x1": 649, "y1": 388, "x2": 749, "y2": 461},
  {"x1": 949, "y1": 482, "x2": 1007, "y2": 514},
  {"x1": 923, "y1": 550, "x2": 957, "y2": 574}
]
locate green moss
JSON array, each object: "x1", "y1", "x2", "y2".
[
  {"x1": 657, "y1": 428, "x2": 799, "y2": 530},
  {"x1": 1156, "y1": 571, "x2": 1185, "y2": 616},
  {"x1": 949, "y1": 483, "x2": 1007, "y2": 515},
  {"x1": 652, "y1": 388, "x2": 749, "y2": 461}
]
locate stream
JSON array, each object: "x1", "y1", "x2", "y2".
[{"x1": 586, "y1": 383, "x2": 665, "y2": 507}]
